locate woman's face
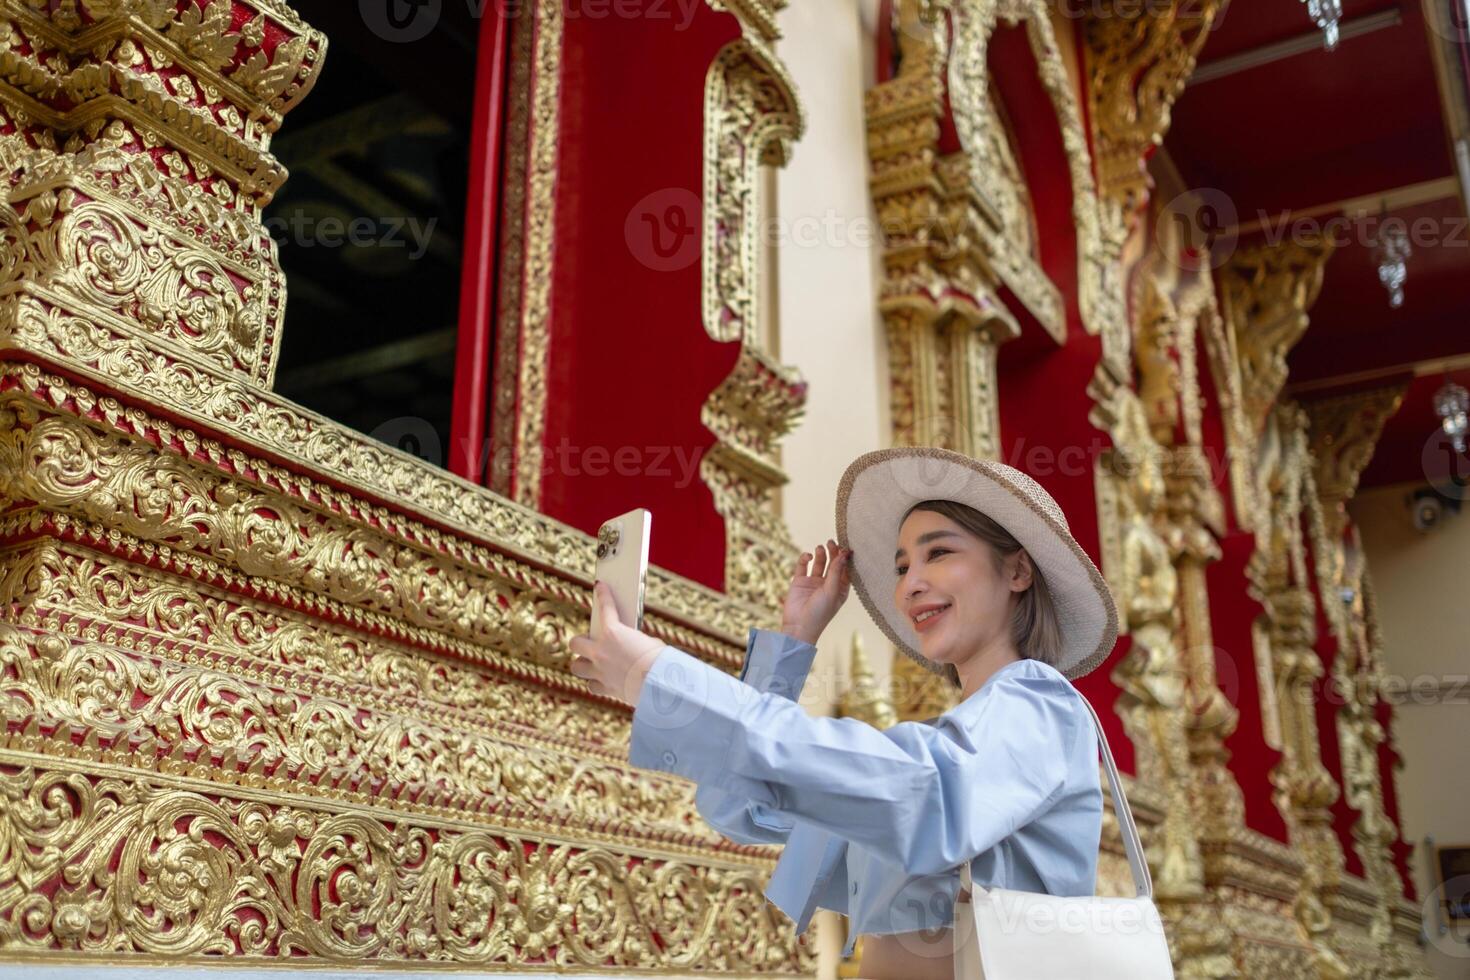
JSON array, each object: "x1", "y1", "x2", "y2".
[{"x1": 891, "y1": 509, "x2": 1028, "y2": 669}]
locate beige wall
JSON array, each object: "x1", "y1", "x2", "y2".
[
  {"x1": 1351, "y1": 482, "x2": 1470, "y2": 978},
  {"x1": 773, "y1": 0, "x2": 887, "y2": 973}
]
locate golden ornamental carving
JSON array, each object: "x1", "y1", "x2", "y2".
[
  {"x1": 1089, "y1": 365, "x2": 1204, "y2": 906},
  {"x1": 0, "y1": 762, "x2": 804, "y2": 967},
  {"x1": 1246, "y1": 403, "x2": 1352, "y2": 979},
  {"x1": 1083, "y1": 0, "x2": 1220, "y2": 375},
  {"x1": 1303, "y1": 386, "x2": 1407, "y2": 533},
  {"x1": 1216, "y1": 238, "x2": 1335, "y2": 444},
  {"x1": 0, "y1": 0, "x2": 822, "y2": 967},
  {"x1": 1303, "y1": 388, "x2": 1416, "y2": 970},
  {"x1": 1085, "y1": 0, "x2": 1220, "y2": 209},
  {"x1": 699, "y1": 37, "x2": 807, "y2": 616},
  {"x1": 865, "y1": 0, "x2": 1064, "y2": 480},
  {"x1": 944, "y1": 0, "x2": 1120, "y2": 349}
]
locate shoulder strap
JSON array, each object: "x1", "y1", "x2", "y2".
[{"x1": 960, "y1": 691, "x2": 1153, "y2": 900}]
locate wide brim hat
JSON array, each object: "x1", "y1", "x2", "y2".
[{"x1": 835, "y1": 447, "x2": 1119, "y2": 681}]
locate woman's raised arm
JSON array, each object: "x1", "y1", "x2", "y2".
[{"x1": 630, "y1": 648, "x2": 1084, "y2": 877}]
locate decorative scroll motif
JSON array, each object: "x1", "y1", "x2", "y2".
[
  {"x1": 700, "y1": 39, "x2": 807, "y2": 614},
  {"x1": 3, "y1": 149, "x2": 280, "y2": 384},
  {"x1": 0, "y1": 0, "x2": 327, "y2": 391},
  {"x1": 0, "y1": 763, "x2": 799, "y2": 966},
  {"x1": 1083, "y1": 0, "x2": 1220, "y2": 373}
]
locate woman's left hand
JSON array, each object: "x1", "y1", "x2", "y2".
[{"x1": 568, "y1": 581, "x2": 666, "y2": 706}]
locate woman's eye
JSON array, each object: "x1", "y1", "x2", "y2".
[
  {"x1": 894, "y1": 564, "x2": 908, "y2": 577},
  {"x1": 928, "y1": 548, "x2": 950, "y2": 558}
]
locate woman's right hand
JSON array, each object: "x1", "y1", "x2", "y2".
[{"x1": 780, "y1": 539, "x2": 851, "y2": 646}]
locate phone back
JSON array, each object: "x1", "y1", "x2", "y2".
[{"x1": 593, "y1": 508, "x2": 651, "y2": 632}]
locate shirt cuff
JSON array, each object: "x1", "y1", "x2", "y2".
[
  {"x1": 629, "y1": 644, "x2": 764, "y2": 790},
  {"x1": 738, "y1": 627, "x2": 817, "y2": 701}
]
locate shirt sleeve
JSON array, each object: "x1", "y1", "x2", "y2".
[
  {"x1": 691, "y1": 628, "x2": 817, "y2": 846},
  {"x1": 630, "y1": 645, "x2": 1081, "y2": 878}
]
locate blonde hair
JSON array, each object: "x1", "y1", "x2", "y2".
[{"x1": 902, "y1": 499, "x2": 1063, "y2": 689}]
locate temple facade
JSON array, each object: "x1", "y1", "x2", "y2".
[{"x1": 0, "y1": 0, "x2": 1465, "y2": 977}]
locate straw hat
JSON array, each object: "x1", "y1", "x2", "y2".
[{"x1": 835, "y1": 447, "x2": 1119, "y2": 681}]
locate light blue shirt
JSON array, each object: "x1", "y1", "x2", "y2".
[{"x1": 629, "y1": 628, "x2": 1102, "y2": 958}]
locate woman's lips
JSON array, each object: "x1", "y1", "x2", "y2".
[{"x1": 913, "y1": 604, "x2": 951, "y2": 633}]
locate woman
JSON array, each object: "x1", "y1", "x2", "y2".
[{"x1": 569, "y1": 447, "x2": 1118, "y2": 979}]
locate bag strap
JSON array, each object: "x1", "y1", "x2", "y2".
[{"x1": 960, "y1": 691, "x2": 1153, "y2": 900}]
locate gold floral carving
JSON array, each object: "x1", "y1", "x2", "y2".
[
  {"x1": 1217, "y1": 239, "x2": 1334, "y2": 446},
  {"x1": 0, "y1": 761, "x2": 801, "y2": 966},
  {"x1": 699, "y1": 38, "x2": 808, "y2": 615},
  {"x1": 0, "y1": 0, "x2": 816, "y2": 967},
  {"x1": 1083, "y1": 0, "x2": 1220, "y2": 374},
  {"x1": 0, "y1": 0, "x2": 326, "y2": 399}
]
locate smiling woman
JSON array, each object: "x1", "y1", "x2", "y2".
[
  {"x1": 893, "y1": 498, "x2": 1063, "y2": 698},
  {"x1": 570, "y1": 447, "x2": 1122, "y2": 978}
]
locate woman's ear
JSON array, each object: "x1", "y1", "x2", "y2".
[{"x1": 1009, "y1": 550, "x2": 1035, "y2": 592}]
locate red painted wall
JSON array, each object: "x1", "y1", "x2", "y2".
[
  {"x1": 536, "y1": 7, "x2": 745, "y2": 590},
  {"x1": 1193, "y1": 330, "x2": 1290, "y2": 844}
]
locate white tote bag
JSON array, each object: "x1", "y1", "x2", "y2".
[{"x1": 951, "y1": 693, "x2": 1175, "y2": 979}]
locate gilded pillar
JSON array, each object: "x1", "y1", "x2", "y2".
[
  {"x1": 1213, "y1": 233, "x2": 1346, "y2": 977},
  {"x1": 1304, "y1": 386, "x2": 1417, "y2": 970},
  {"x1": 1247, "y1": 404, "x2": 1350, "y2": 980}
]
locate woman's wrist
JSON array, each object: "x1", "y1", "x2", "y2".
[{"x1": 779, "y1": 623, "x2": 818, "y2": 646}]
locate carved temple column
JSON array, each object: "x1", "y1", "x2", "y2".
[
  {"x1": 865, "y1": 0, "x2": 1032, "y2": 719},
  {"x1": 1216, "y1": 236, "x2": 1352, "y2": 978},
  {"x1": 1081, "y1": 8, "x2": 1235, "y2": 972},
  {"x1": 1303, "y1": 386, "x2": 1427, "y2": 974}
]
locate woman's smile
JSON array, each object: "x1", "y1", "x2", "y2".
[{"x1": 912, "y1": 602, "x2": 952, "y2": 633}]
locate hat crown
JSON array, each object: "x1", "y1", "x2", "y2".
[{"x1": 984, "y1": 461, "x2": 1067, "y2": 531}]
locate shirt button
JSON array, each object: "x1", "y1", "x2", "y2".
[{"x1": 661, "y1": 750, "x2": 677, "y2": 766}]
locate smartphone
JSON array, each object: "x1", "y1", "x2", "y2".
[{"x1": 592, "y1": 508, "x2": 651, "y2": 634}]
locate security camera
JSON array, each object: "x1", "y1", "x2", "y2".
[
  {"x1": 1408, "y1": 484, "x2": 1463, "y2": 533},
  {"x1": 1410, "y1": 491, "x2": 1443, "y2": 532}
]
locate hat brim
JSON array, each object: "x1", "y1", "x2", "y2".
[{"x1": 835, "y1": 448, "x2": 1119, "y2": 681}]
